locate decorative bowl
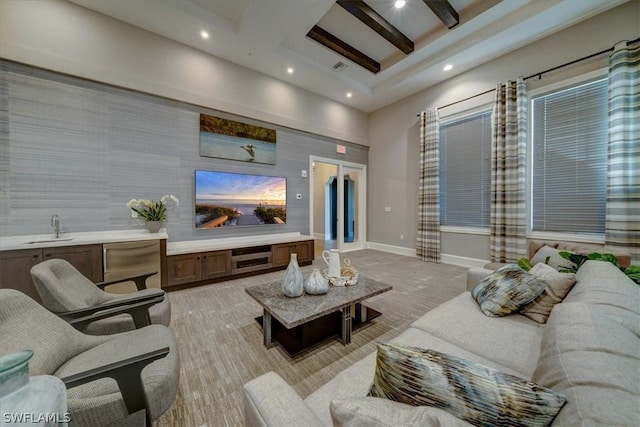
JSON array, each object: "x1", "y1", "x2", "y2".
[{"x1": 323, "y1": 269, "x2": 359, "y2": 287}]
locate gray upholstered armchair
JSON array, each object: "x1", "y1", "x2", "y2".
[
  {"x1": 30, "y1": 259, "x2": 171, "y2": 335},
  {"x1": 0, "y1": 289, "x2": 180, "y2": 427}
]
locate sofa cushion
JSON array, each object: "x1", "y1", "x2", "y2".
[
  {"x1": 519, "y1": 263, "x2": 577, "y2": 324},
  {"x1": 532, "y1": 302, "x2": 640, "y2": 426},
  {"x1": 330, "y1": 397, "x2": 471, "y2": 427},
  {"x1": 471, "y1": 264, "x2": 546, "y2": 317},
  {"x1": 412, "y1": 292, "x2": 542, "y2": 377},
  {"x1": 368, "y1": 343, "x2": 566, "y2": 427},
  {"x1": 563, "y1": 260, "x2": 639, "y2": 313}
]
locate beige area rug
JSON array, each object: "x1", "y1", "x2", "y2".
[{"x1": 156, "y1": 249, "x2": 468, "y2": 427}]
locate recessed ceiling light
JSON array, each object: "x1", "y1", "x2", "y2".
[
  {"x1": 394, "y1": 0, "x2": 406, "y2": 9},
  {"x1": 443, "y1": 64, "x2": 453, "y2": 71},
  {"x1": 200, "y1": 30, "x2": 209, "y2": 40},
  {"x1": 346, "y1": 92, "x2": 353, "y2": 98},
  {"x1": 287, "y1": 67, "x2": 294, "y2": 75}
]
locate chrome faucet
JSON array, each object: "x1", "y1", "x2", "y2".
[{"x1": 51, "y1": 214, "x2": 61, "y2": 238}]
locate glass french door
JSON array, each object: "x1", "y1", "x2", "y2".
[{"x1": 309, "y1": 156, "x2": 366, "y2": 253}]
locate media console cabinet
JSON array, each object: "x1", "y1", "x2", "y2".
[{"x1": 164, "y1": 233, "x2": 315, "y2": 291}]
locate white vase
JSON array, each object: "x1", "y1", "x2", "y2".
[
  {"x1": 146, "y1": 220, "x2": 163, "y2": 233},
  {"x1": 282, "y1": 253, "x2": 304, "y2": 297},
  {"x1": 304, "y1": 268, "x2": 329, "y2": 295}
]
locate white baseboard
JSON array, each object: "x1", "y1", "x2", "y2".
[
  {"x1": 441, "y1": 254, "x2": 489, "y2": 269},
  {"x1": 366, "y1": 242, "x2": 416, "y2": 257}
]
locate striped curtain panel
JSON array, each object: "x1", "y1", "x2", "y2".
[
  {"x1": 416, "y1": 108, "x2": 440, "y2": 263},
  {"x1": 606, "y1": 41, "x2": 640, "y2": 262},
  {"x1": 490, "y1": 79, "x2": 527, "y2": 262}
]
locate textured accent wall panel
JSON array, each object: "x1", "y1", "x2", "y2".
[{"x1": 1, "y1": 60, "x2": 369, "y2": 241}]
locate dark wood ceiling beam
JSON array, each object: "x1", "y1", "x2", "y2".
[
  {"x1": 306, "y1": 25, "x2": 381, "y2": 73},
  {"x1": 336, "y1": 0, "x2": 414, "y2": 55},
  {"x1": 422, "y1": 0, "x2": 459, "y2": 29}
]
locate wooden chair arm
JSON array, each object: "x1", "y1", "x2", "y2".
[
  {"x1": 63, "y1": 296, "x2": 165, "y2": 330},
  {"x1": 96, "y1": 272, "x2": 158, "y2": 291},
  {"x1": 62, "y1": 346, "x2": 170, "y2": 427}
]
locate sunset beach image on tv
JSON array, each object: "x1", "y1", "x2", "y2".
[{"x1": 195, "y1": 170, "x2": 286, "y2": 228}]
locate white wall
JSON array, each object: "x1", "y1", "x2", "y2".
[
  {"x1": 368, "y1": 1, "x2": 639, "y2": 263},
  {"x1": 0, "y1": 0, "x2": 369, "y2": 146}
]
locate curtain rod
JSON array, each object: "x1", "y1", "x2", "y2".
[
  {"x1": 524, "y1": 37, "x2": 639, "y2": 81},
  {"x1": 417, "y1": 37, "x2": 640, "y2": 117}
]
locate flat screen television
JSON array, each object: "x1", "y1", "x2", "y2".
[{"x1": 195, "y1": 170, "x2": 287, "y2": 228}]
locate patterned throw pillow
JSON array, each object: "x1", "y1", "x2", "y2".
[
  {"x1": 519, "y1": 263, "x2": 577, "y2": 324},
  {"x1": 471, "y1": 264, "x2": 547, "y2": 317},
  {"x1": 369, "y1": 343, "x2": 567, "y2": 427}
]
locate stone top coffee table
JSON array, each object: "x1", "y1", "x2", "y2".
[{"x1": 245, "y1": 276, "x2": 392, "y2": 356}]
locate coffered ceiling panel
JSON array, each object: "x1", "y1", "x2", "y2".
[{"x1": 68, "y1": 0, "x2": 629, "y2": 113}]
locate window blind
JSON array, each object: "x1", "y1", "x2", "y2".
[
  {"x1": 531, "y1": 78, "x2": 608, "y2": 234},
  {"x1": 439, "y1": 111, "x2": 492, "y2": 228}
]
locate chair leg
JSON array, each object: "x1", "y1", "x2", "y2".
[{"x1": 130, "y1": 308, "x2": 152, "y2": 329}]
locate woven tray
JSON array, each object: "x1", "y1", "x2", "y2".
[{"x1": 323, "y1": 269, "x2": 359, "y2": 287}]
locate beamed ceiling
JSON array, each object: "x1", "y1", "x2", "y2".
[{"x1": 68, "y1": 0, "x2": 628, "y2": 113}]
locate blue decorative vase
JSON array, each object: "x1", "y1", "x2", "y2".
[{"x1": 0, "y1": 350, "x2": 68, "y2": 426}]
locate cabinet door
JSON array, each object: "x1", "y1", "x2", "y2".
[
  {"x1": 167, "y1": 253, "x2": 201, "y2": 286},
  {"x1": 293, "y1": 241, "x2": 313, "y2": 264},
  {"x1": 43, "y1": 244, "x2": 103, "y2": 283},
  {"x1": 201, "y1": 250, "x2": 231, "y2": 280},
  {"x1": 0, "y1": 249, "x2": 43, "y2": 302},
  {"x1": 271, "y1": 244, "x2": 292, "y2": 268}
]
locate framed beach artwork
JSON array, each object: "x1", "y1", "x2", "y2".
[{"x1": 199, "y1": 114, "x2": 277, "y2": 165}]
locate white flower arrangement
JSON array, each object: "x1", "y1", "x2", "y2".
[{"x1": 127, "y1": 194, "x2": 179, "y2": 222}]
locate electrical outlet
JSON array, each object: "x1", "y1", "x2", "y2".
[
  {"x1": 400, "y1": 234, "x2": 404, "y2": 240},
  {"x1": 384, "y1": 207, "x2": 391, "y2": 212},
  {"x1": 301, "y1": 170, "x2": 308, "y2": 178},
  {"x1": 131, "y1": 211, "x2": 138, "y2": 218}
]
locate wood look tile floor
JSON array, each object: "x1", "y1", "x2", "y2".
[{"x1": 155, "y1": 249, "x2": 467, "y2": 427}]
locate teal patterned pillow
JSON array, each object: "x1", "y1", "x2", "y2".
[
  {"x1": 471, "y1": 264, "x2": 547, "y2": 317},
  {"x1": 369, "y1": 343, "x2": 566, "y2": 427}
]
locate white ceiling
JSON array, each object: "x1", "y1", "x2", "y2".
[{"x1": 68, "y1": 0, "x2": 626, "y2": 113}]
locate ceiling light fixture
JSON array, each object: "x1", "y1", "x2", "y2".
[
  {"x1": 200, "y1": 30, "x2": 209, "y2": 40},
  {"x1": 346, "y1": 92, "x2": 353, "y2": 98},
  {"x1": 394, "y1": 0, "x2": 406, "y2": 9},
  {"x1": 287, "y1": 67, "x2": 294, "y2": 74},
  {"x1": 443, "y1": 63, "x2": 453, "y2": 71}
]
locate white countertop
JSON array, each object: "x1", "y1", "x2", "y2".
[
  {"x1": 0, "y1": 229, "x2": 168, "y2": 251},
  {"x1": 167, "y1": 232, "x2": 314, "y2": 256}
]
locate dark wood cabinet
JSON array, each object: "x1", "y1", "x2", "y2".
[
  {"x1": 165, "y1": 239, "x2": 313, "y2": 290},
  {"x1": 0, "y1": 244, "x2": 103, "y2": 303},
  {"x1": 166, "y1": 250, "x2": 232, "y2": 287},
  {"x1": 272, "y1": 241, "x2": 313, "y2": 268},
  {"x1": 201, "y1": 250, "x2": 232, "y2": 280},
  {"x1": 167, "y1": 253, "x2": 202, "y2": 286},
  {"x1": 0, "y1": 249, "x2": 43, "y2": 302},
  {"x1": 43, "y1": 244, "x2": 103, "y2": 282}
]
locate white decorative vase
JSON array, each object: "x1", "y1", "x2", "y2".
[
  {"x1": 146, "y1": 221, "x2": 163, "y2": 233},
  {"x1": 304, "y1": 268, "x2": 329, "y2": 295},
  {"x1": 282, "y1": 253, "x2": 304, "y2": 297}
]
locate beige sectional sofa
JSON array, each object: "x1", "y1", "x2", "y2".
[{"x1": 243, "y1": 260, "x2": 639, "y2": 426}]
